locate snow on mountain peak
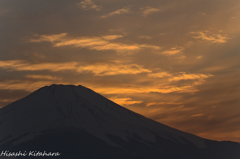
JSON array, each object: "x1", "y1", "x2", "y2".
[{"x1": 0, "y1": 84, "x2": 206, "y2": 149}]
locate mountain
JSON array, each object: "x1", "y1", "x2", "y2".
[{"x1": 0, "y1": 84, "x2": 240, "y2": 159}]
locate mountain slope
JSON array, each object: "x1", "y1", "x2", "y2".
[{"x1": 0, "y1": 84, "x2": 240, "y2": 159}]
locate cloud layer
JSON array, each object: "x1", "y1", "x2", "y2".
[
  {"x1": 1, "y1": 0, "x2": 240, "y2": 143},
  {"x1": 29, "y1": 33, "x2": 160, "y2": 53}
]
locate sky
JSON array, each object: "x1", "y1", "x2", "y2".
[{"x1": 0, "y1": 0, "x2": 240, "y2": 143}]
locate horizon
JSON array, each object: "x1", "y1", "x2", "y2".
[{"x1": 0, "y1": 0, "x2": 240, "y2": 143}]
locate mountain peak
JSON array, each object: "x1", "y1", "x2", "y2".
[
  {"x1": 47, "y1": 84, "x2": 85, "y2": 89},
  {"x1": 28, "y1": 84, "x2": 101, "y2": 106},
  {"x1": 0, "y1": 84, "x2": 206, "y2": 148},
  {"x1": 1, "y1": 85, "x2": 240, "y2": 159}
]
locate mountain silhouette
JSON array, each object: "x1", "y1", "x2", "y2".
[{"x1": 0, "y1": 84, "x2": 240, "y2": 159}]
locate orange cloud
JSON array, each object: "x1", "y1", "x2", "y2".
[
  {"x1": 0, "y1": 79, "x2": 198, "y2": 94},
  {"x1": 90, "y1": 84, "x2": 199, "y2": 95},
  {"x1": 0, "y1": 60, "x2": 151, "y2": 76},
  {"x1": 0, "y1": 60, "x2": 78, "y2": 72},
  {"x1": 168, "y1": 72, "x2": 213, "y2": 81},
  {"x1": 0, "y1": 99, "x2": 11, "y2": 102},
  {"x1": 101, "y1": 6, "x2": 131, "y2": 18},
  {"x1": 142, "y1": 6, "x2": 161, "y2": 17},
  {"x1": 149, "y1": 72, "x2": 213, "y2": 84},
  {"x1": 78, "y1": 0, "x2": 101, "y2": 11},
  {"x1": 146, "y1": 102, "x2": 182, "y2": 107},
  {"x1": 0, "y1": 60, "x2": 213, "y2": 96},
  {"x1": 196, "y1": 56, "x2": 203, "y2": 60},
  {"x1": 25, "y1": 75, "x2": 62, "y2": 80},
  {"x1": 191, "y1": 114, "x2": 204, "y2": 117},
  {"x1": 0, "y1": 80, "x2": 58, "y2": 92},
  {"x1": 77, "y1": 63, "x2": 151, "y2": 76},
  {"x1": 29, "y1": 33, "x2": 67, "y2": 43},
  {"x1": 29, "y1": 33, "x2": 160, "y2": 53},
  {"x1": 148, "y1": 72, "x2": 172, "y2": 78},
  {"x1": 191, "y1": 31, "x2": 229, "y2": 43},
  {"x1": 138, "y1": 35, "x2": 153, "y2": 40},
  {"x1": 102, "y1": 35, "x2": 123, "y2": 40},
  {"x1": 109, "y1": 97, "x2": 143, "y2": 106},
  {"x1": 162, "y1": 47, "x2": 184, "y2": 55}
]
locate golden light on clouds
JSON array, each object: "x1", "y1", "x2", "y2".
[
  {"x1": 109, "y1": 97, "x2": 143, "y2": 106},
  {"x1": 0, "y1": 60, "x2": 151, "y2": 76},
  {"x1": 0, "y1": 60, "x2": 78, "y2": 72},
  {"x1": 0, "y1": 60, "x2": 213, "y2": 95},
  {"x1": 168, "y1": 73, "x2": 213, "y2": 81},
  {"x1": 191, "y1": 114, "x2": 204, "y2": 117},
  {"x1": 142, "y1": 6, "x2": 161, "y2": 17},
  {"x1": 149, "y1": 72, "x2": 213, "y2": 83},
  {"x1": 29, "y1": 33, "x2": 160, "y2": 53},
  {"x1": 146, "y1": 102, "x2": 182, "y2": 107},
  {"x1": 77, "y1": 63, "x2": 151, "y2": 76},
  {"x1": 29, "y1": 33, "x2": 68, "y2": 43},
  {"x1": 191, "y1": 31, "x2": 229, "y2": 43},
  {"x1": 1, "y1": 0, "x2": 240, "y2": 143},
  {"x1": 148, "y1": 72, "x2": 172, "y2": 78},
  {"x1": 0, "y1": 99, "x2": 11, "y2": 102},
  {"x1": 161, "y1": 47, "x2": 184, "y2": 55},
  {"x1": 101, "y1": 6, "x2": 131, "y2": 18},
  {"x1": 78, "y1": 0, "x2": 101, "y2": 11},
  {"x1": 25, "y1": 75, "x2": 62, "y2": 80},
  {"x1": 102, "y1": 35, "x2": 124, "y2": 40},
  {"x1": 0, "y1": 81, "x2": 56, "y2": 92},
  {"x1": 91, "y1": 84, "x2": 199, "y2": 94}
]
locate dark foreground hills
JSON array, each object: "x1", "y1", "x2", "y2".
[{"x1": 0, "y1": 84, "x2": 240, "y2": 159}]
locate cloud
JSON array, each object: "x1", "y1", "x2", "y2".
[
  {"x1": 101, "y1": 6, "x2": 131, "y2": 18},
  {"x1": 29, "y1": 33, "x2": 68, "y2": 43},
  {"x1": 109, "y1": 97, "x2": 143, "y2": 106},
  {"x1": 162, "y1": 47, "x2": 184, "y2": 55},
  {"x1": 102, "y1": 35, "x2": 123, "y2": 40},
  {"x1": 168, "y1": 72, "x2": 213, "y2": 81},
  {"x1": 0, "y1": 76, "x2": 200, "y2": 94},
  {"x1": 192, "y1": 114, "x2": 204, "y2": 117},
  {"x1": 196, "y1": 56, "x2": 203, "y2": 60},
  {"x1": 0, "y1": 60, "x2": 78, "y2": 72},
  {"x1": 138, "y1": 35, "x2": 153, "y2": 40},
  {"x1": 78, "y1": 0, "x2": 101, "y2": 11},
  {"x1": 29, "y1": 33, "x2": 160, "y2": 53},
  {"x1": 148, "y1": 72, "x2": 172, "y2": 78},
  {"x1": 149, "y1": 71, "x2": 213, "y2": 82},
  {"x1": 0, "y1": 60, "x2": 213, "y2": 96},
  {"x1": 146, "y1": 102, "x2": 182, "y2": 107},
  {"x1": 0, "y1": 80, "x2": 56, "y2": 92},
  {"x1": 25, "y1": 75, "x2": 62, "y2": 80},
  {"x1": 142, "y1": 6, "x2": 161, "y2": 17},
  {"x1": 0, "y1": 60, "x2": 151, "y2": 76},
  {"x1": 200, "y1": 65, "x2": 230, "y2": 72},
  {"x1": 91, "y1": 84, "x2": 200, "y2": 95},
  {"x1": 191, "y1": 31, "x2": 229, "y2": 43},
  {"x1": 0, "y1": 99, "x2": 11, "y2": 102},
  {"x1": 77, "y1": 63, "x2": 151, "y2": 76}
]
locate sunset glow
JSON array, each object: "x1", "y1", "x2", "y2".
[{"x1": 1, "y1": 0, "x2": 240, "y2": 143}]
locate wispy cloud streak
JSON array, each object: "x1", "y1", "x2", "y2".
[
  {"x1": 142, "y1": 6, "x2": 161, "y2": 17},
  {"x1": 109, "y1": 97, "x2": 143, "y2": 106},
  {"x1": 78, "y1": 0, "x2": 101, "y2": 11},
  {"x1": 29, "y1": 33, "x2": 160, "y2": 53},
  {"x1": 0, "y1": 60, "x2": 151, "y2": 76},
  {"x1": 101, "y1": 6, "x2": 131, "y2": 18},
  {"x1": 191, "y1": 31, "x2": 229, "y2": 43}
]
